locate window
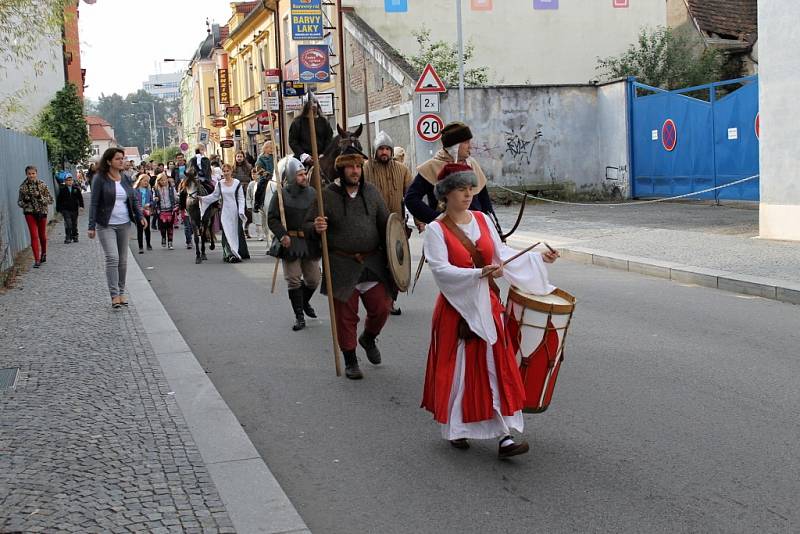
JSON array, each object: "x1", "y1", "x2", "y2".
[
  {"x1": 92, "y1": 145, "x2": 100, "y2": 156},
  {"x1": 208, "y1": 87, "x2": 216, "y2": 116}
]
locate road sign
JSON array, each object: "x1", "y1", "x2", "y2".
[
  {"x1": 419, "y1": 93, "x2": 440, "y2": 113},
  {"x1": 414, "y1": 63, "x2": 447, "y2": 93},
  {"x1": 180, "y1": 142, "x2": 189, "y2": 152},
  {"x1": 212, "y1": 118, "x2": 227, "y2": 127},
  {"x1": 662, "y1": 119, "x2": 677, "y2": 151},
  {"x1": 416, "y1": 114, "x2": 444, "y2": 142}
]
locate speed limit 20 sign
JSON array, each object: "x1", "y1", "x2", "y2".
[{"x1": 416, "y1": 114, "x2": 444, "y2": 143}]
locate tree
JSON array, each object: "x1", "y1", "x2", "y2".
[
  {"x1": 32, "y1": 83, "x2": 92, "y2": 167},
  {"x1": 95, "y1": 90, "x2": 178, "y2": 154},
  {"x1": 596, "y1": 27, "x2": 724, "y2": 90},
  {"x1": 405, "y1": 27, "x2": 488, "y2": 87},
  {"x1": 0, "y1": 0, "x2": 72, "y2": 123},
  {"x1": 148, "y1": 146, "x2": 181, "y2": 164}
]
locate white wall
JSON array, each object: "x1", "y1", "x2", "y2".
[
  {"x1": 344, "y1": 0, "x2": 665, "y2": 85},
  {"x1": 758, "y1": 1, "x2": 800, "y2": 241},
  {"x1": 0, "y1": 37, "x2": 65, "y2": 130}
]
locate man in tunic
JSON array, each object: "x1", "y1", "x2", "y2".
[
  {"x1": 268, "y1": 158, "x2": 321, "y2": 331},
  {"x1": 305, "y1": 146, "x2": 395, "y2": 380},
  {"x1": 404, "y1": 122, "x2": 495, "y2": 228},
  {"x1": 362, "y1": 131, "x2": 413, "y2": 315},
  {"x1": 421, "y1": 163, "x2": 559, "y2": 458}
]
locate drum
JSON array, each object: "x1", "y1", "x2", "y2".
[{"x1": 505, "y1": 286, "x2": 576, "y2": 413}]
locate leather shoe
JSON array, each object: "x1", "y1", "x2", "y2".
[
  {"x1": 449, "y1": 439, "x2": 470, "y2": 450},
  {"x1": 358, "y1": 332, "x2": 381, "y2": 365},
  {"x1": 498, "y1": 440, "x2": 530, "y2": 459},
  {"x1": 343, "y1": 350, "x2": 363, "y2": 380}
]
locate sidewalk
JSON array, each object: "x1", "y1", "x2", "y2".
[
  {"x1": 493, "y1": 201, "x2": 800, "y2": 304},
  {"x1": 0, "y1": 224, "x2": 308, "y2": 533}
]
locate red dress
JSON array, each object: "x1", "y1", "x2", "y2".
[{"x1": 421, "y1": 212, "x2": 526, "y2": 424}]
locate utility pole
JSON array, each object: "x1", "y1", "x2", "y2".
[
  {"x1": 337, "y1": 0, "x2": 348, "y2": 127},
  {"x1": 456, "y1": 0, "x2": 465, "y2": 121}
]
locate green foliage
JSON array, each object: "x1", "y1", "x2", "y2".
[
  {"x1": 0, "y1": 0, "x2": 72, "y2": 125},
  {"x1": 596, "y1": 26, "x2": 724, "y2": 90},
  {"x1": 405, "y1": 27, "x2": 488, "y2": 87},
  {"x1": 32, "y1": 83, "x2": 92, "y2": 166},
  {"x1": 148, "y1": 146, "x2": 182, "y2": 164},
  {"x1": 94, "y1": 90, "x2": 179, "y2": 154}
]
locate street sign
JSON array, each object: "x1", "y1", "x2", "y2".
[
  {"x1": 212, "y1": 118, "x2": 227, "y2": 127},
  {"x1": 257, "y1": 111, "x2": 278, "y2": 126},
  {"x1": 285, "y1": 96, "x2": 303, "y2": 111},
  {"x1": 419, "y1": 93, "x2": 440, "y2": 113},
  {"x1": 316, "y1": 93, "x2": 334, "y2": 115},
  {"x1": 283, "y1": 81, "x2": 305, "y2": 97},
  {"x1": 226, "y1": 105, "x2": 241, "y2": 115},
  {"x1": 198, "y1": 128, "x2": 210, "y2": 144},
  {"x1": 180, "y1": 142, "x2": 189, "y2": 152},
  {"x1": 298, "y1": 45, "x2": 330, "y2": 83},
  {"x1": 264, "y1": 68, "x2": 281, "y2": 84},
  {"x1": 662, "y1": 119, "x2": 677, "y2": 151},
  {"x1": 220, "y1": 139, "x2": 234, "y2": 149},
  {"x1": 291, "y1": 0, "x2": 323, "y2": 40},
  {"x1": 416, "y1": 114, "x2": 444, "y2": 142},
  {"x1": 414, "y1": 63, "x2": 447, "y2": 93}
]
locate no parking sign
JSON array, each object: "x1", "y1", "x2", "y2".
[{"x1": 662, "y1": 119, "x2": 677, "y2": 151}]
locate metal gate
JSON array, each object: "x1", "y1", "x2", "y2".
[{"x1": 629, "y1": 76, "x2": 759, "y2": 201}]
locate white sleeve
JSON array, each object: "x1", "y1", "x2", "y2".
[
  {"x1": 198, "y1": 184, "x2": 221, "y2": 217},
  {"x1": 481, "y1": 212, "x2": 556, "y2": 296},
  {"x1": 423, "y1": 221, "x2": 497, "y2": 345},
  {"x1": 237, "y1": 182, "x2": 246, "y2": 217}
]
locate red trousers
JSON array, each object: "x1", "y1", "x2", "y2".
[
  {"x1": 24, "y1": 214, "x2": 48, "y2": 262},
  {"x1": 333, "y1": 283, "x2": 391, "y2": 351}
]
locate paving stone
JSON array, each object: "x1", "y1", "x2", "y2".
[{"x1": 0, "y1": 225, "x2": 234, "y2": 532}]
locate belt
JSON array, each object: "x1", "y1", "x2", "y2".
[
  {"x1": 287, "y1": 230, "x2": 305, "y2": 238},
  {"x1": 331, "y1": 249, "x2": 377, "y2": 264}
]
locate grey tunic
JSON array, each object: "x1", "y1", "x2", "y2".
[{"x1": 304, "y1": 181, "x2": 395, "y2": 302}]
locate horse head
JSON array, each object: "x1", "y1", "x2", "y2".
[{"x1": 335, "y1": 123, "x2": 364, "y2": 154}]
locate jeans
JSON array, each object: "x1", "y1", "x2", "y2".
[
  {"x1": 183, "y1": 214, "x2": 193, "y2": 244},
  {"x1": 61, "y1": 210, "x2": 78, "y2": 240},
  {"x1": 96, "y1": 223, "x2": 131, "y2": 298}
]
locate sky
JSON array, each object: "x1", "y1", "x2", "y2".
[{"x1": 78, "y1": 0, "x2": 232, "y2": 100}]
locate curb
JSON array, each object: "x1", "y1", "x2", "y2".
[
  {"x1": 126, "y1": 257, "x2": 311, "y2": 534},
  {"x1": 505, "y1": 236, "x2": 800, "y2": 306}
]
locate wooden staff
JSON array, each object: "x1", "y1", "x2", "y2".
[
  {"x1": 267, "y1": 111, "x2": 287, "y2": 294},
  {"x1": 479, "y1": 242, "x2": 541, "y2": 278},
  {"x1": 308, "y1": 94, "x2": 342, "y2": 377}
]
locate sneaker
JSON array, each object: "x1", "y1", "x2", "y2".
[
  {"x1": 139, "y1": 248, "x2": 144, "y2": 254},
  {"x1": 40, "y1": 253, "x2": 46, "y2": 263},
  {"x1": 161, "y1": 238, "x2": 167, "y2": 248},
  {"x1": 64, "y1": 238, "x2": 71, "y2": 244},
  {"x1": 73, "y1": 237, "x2": 79, "y2": 243},
  {"x1": 33, "y1": 261, "x2": 41, "y2": 268},
  {"x1": 168, "y1": 242, "x2": 174, "y2": 250},
  {"x1": 186, "y1": 243, "x2": 193, "y2": 249},
  {"x1": 146, "y1": 244, "x2": 153, "y2": 251}
]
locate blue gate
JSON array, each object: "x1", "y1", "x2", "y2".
[{"x1": 629, "y1": 76, "x2": 759, "y2": 201}]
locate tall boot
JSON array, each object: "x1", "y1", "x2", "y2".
[
  {"x1": 358, "y1": 331, "x2": 381, "y2": 365},
  {"x1": 343, "y1": 350, "x2": 363, "y2": 380},
  {"x1": 288, "y1": 288, "x2": 306, "y2": 331},
  {"x1": 302, "y1": 284, "x2": 317, "y2": 318}
]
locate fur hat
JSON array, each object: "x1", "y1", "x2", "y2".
[
  {"x1": 334, "y1": 145, "x2": 367, "y2": 170},
  {"x1": 441, "y1": 121, "x2": 473, "y2": 148},
  {"x1": 434, "y1": 162, "x2": 478, "y2": 199},
  {"x1": 373, "y1": 131, "x2": 394, "y2": 154}
]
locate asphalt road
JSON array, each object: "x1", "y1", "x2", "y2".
[{"x1": 132, "y1": 234, "x2": 799, "y2": 534}]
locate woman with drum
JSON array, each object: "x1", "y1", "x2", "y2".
[{"x1": 420, "y1": 163, "x2": 559, "y2": 458}]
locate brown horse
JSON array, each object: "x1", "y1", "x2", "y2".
[{"x1": 319, "y1": 124, "x2": 364, "y2": 183}]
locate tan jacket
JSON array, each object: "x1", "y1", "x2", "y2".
[{"x1": 363, "y1": 159, "x2": 413, "y2": 216}]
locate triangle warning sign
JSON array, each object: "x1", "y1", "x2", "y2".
[{"x1": 414, "y1": 63, "x2": 447, "y2": 93}]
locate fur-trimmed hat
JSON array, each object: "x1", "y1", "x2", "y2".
[
  {"x1": 334, "y1": 145, "x2": 368, "y2": 170},
  {"x1": 434, "y1": 162, "x2": 478, "y2": 199},
  {"x1": 441, "y1": 122, "x2": 472, "y2": 148}
]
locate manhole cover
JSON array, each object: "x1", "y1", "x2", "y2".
[{"x1": 0, "y1": 368, "x2": 19, "y2": 390}]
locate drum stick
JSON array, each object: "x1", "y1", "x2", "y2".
[{"x1": 479, "y1": 242, "x2": 540, "y2": 278}]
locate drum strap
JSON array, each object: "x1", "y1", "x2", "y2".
[{"x1": 441, "y1": 215, "x2": 500, "y2": 297}]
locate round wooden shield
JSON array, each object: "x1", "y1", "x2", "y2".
[{"x1": 386, "y1": 212, "x2": 411, "y2": 292}]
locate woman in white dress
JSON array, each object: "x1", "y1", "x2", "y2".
[
  {"x1": 200, "y1": 163, "x2": 250, "y2": 263},
  {"x1": 421, "y1": 163, "x2": 559, "y2": 458}
]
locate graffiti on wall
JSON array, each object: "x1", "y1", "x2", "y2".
[{"x1": 504, "y1": 127, "x2": 543, "y2": 166}]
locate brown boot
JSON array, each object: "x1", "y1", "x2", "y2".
[{"x1": 343, "y1": 350, "x2": 363, "y2": 380}]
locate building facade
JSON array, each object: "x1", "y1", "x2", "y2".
[{"x1": 86, "y1": 115, "x2": 118, "y2": 157}]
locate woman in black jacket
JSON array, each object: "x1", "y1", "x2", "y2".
[{"x1": 88, "y1": 147, "x2": 147, "y2": 308}]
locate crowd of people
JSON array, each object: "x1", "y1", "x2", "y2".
[{"x1": 18, "y1": 116, "x2": 560, "y2": 459}]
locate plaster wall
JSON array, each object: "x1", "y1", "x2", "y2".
[
  {"x1": 758, "y1": 0, "x2": 800, "y2": 240},
  {"x1": 343, "y1": 0, "x2": 665, "y2": 85}
]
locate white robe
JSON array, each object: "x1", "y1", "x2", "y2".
[
  {"x1": 200, "y1": 179, "x2": 246, "y2": 259},
  {"x1": 423, "y1": 211, "x2": 556, "y2": 440}
]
